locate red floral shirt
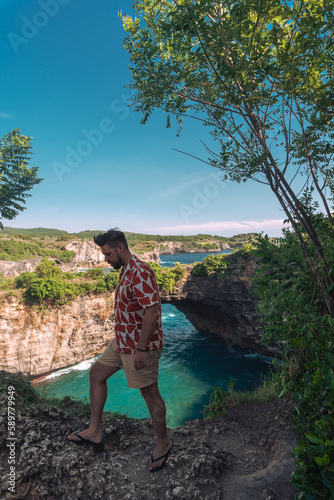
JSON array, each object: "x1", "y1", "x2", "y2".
[{"x1": 114, "y1": 255, "x2": 164, "y2": 353}]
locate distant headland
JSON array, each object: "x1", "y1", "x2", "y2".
[{"x1": 0, "y1": 226, "x2": 268, "y2": 268}]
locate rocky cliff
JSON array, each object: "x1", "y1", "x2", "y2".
[
  {"x1": 0, "y1": 240, "x2": 161, "y2": 277},
  {"x1": 64, "y1": 240, "x2": 161, "y2": 267},
  {"x1": 0, "y1": 260, "x2": 274, "y2": 378},
  {"x1": 64, "y1": 240, "x2": 106, "y2": 267},
  {"x1": 0, "y1": 293, "x2": 115, "y2": 377},
  {"x1": 0, "y1": 257, "x2": 43, "y2": 277},
  {"x1": 160, "y1": 262, "x2": 278, "y2": 357},
  {"x1": 158, "y1": 240, "x2": 230, "y2": 254}
]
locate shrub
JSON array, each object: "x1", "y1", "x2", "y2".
[
  {"x1": 24, "y1": 278, "x2": 75, "y2": 305},
  {"x1": 253, "y1": 222, "x2": 334, "y2": 499},
  {"x1": 148, "y1": 262, "x2": 186, "y2": 292},
  {"x1": 0, "y1": 278, "x2": 15, "y2": 290},
  {"x1": 94, "y1": 280, "x2": 107, "y2": 293},
  {"x1": 85, "y1": 268, "x2": 105, "y2": 279},
  {"x1": 104, "y1": 271, "x2": 119, "y2": 291},
  {"x1": 51, "y1": 250, "x2": 75, "y2": 263},
  {"x1": 62, "y1": 271, "x2": 76, "y2": 280},
  {"x1": 72, "y1": 282, "x2": 98, "y2": 296},
  {"x1": 35, "y1": 258, "x2": 63, "y2": 279},
  {"x1": 14, "y1": 271, "x2": 38, "y2": 288},
  {"x1": 173, "y1": 263, "x2": 186, "y2": 280},
  {"x1": 73, "y1": 271, "x2": 87, "y2": 278},
  {"x1": 193, "y1": 253, "x2": 228, "y2": 278}
]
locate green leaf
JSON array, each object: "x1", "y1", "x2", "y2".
[{"x1": 305, "y1": 433, "x2": 324, "y2": 445}]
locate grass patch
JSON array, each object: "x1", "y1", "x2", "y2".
[{"x1": 204, "y1": 377, "x2": 279, "y2": 421}]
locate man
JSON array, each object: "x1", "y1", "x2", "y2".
[{"x1": 67, "y1": 229, "x2": 173, "y2": 472}]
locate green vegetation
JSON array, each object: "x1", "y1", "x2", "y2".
[
  {"x1": 193, "y1": 244, "x2": 255, "y2": 278},
  {"x1": 0, "y1": 371, "x2": 38, "y2": 415},
  {"x1": 0, "y1": 258, "x2": 120, "y2": 306},
  {"x1": 253, "y1": 219, "x2": 334, "y2": 499},
  {"x1": 130, "y1": 240, "x2": 157, "y2": 254},
  {"x1": 193, "y1": 254, "x2": 228, "y2": 278},
  {"x1": 204, "y1": 378, "x2": 279, "y2": 420},
  {"x1": 149, "y1": 261, "x2": 187, "y2": 293},
  {"x1": 0, "y1": 129, "x2": 42, "y2": 229},
  {"x1": 85, "y1": 268, "x2": 105, "y2": 279},
  {"x1": 195, "y1": 212, "x2": 334, "y2": 497},
  {"x1": 0, "y1": 228, "x2": 256, "y2": 248},
  {"x1": 0, "y1": 238, "x2": 75, "y2": 262},
  {"x1": 1, "y1": 227, "x2": 68, "y2": 237},
  {"x1": 122, "y1": 0, "x2": 334, "y2": 317},
  {"x1": 125, "y1": 232, "x2": 256, "y2": 249},
  {"x1": 0, "y1": 227, "x2": 261, "y2": 263},
  {"x1": 122, "y1": 3, "x2": 334, "y2": 493}
]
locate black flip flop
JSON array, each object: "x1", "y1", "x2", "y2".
[
  {"x1": 67, "y1": 430, "x2": 106, "y2": 446},
  {"x1": 149, "y1": 438, "x2": 174, "y2": 473}
]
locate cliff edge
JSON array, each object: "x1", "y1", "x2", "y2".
[
  {"x1": 0, "y1": 293, "x2": 115, "y2": 377},
  {"x1": 0, "y1": 371, "x2": 298, "y2": 500}
]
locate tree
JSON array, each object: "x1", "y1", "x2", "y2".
[
  {"x1": 0, "y1": 129, "x2": 42, "y2": 229},
  {"x1": 121, "y1": 0, "x2": 334, "y2": 316},
  {"x1": 35, "y1": 257, "x2": 63, "y2": 279}
]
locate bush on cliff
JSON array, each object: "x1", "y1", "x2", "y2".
[
  {"x1": 192, "y1": 254, "x2": 228, "y2": 278},
  {"x1": 193, "y1": 245, "x2": 255, "y2": 278},
  {"x1": 35, "y1": 258, "x2": 64, "y2": 279},
  {"x1": 104, "y1": 270, "x2": 120, "y2": 290},
  {"x1": 15, "y1": 261, "x2": 119, "y2": 305},
  {"x1": 24, "y1": 278, "x2": 76, "y2": 305},
  {"x1": 148, "y1": 262, "x2": 186, "y2": 293},
  {"x1": 85, "y1": 268, "x2": 105, "y2": 279},
  {"x1": 253, "y1": 219, "x2": 334, "y2": 499},
  {"x1": 14, "y1": 271, "x2": 38, "y2": 288}
]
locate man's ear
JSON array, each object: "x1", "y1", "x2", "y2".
[{"x1": 117, "y1": 243, "x2": 124, "y2": 254}]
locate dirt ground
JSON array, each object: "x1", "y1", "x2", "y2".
[{"x1": 1, "y1": 396, "x2": 299, "y2": 500}]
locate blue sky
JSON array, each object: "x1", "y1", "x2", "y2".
[{"x1": 0, "y1": 0, "x2": 286, "y2": 237}]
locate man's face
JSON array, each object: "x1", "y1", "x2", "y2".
[{"x1": 101, "y1": 244, "x2": 122, "y2": 270}]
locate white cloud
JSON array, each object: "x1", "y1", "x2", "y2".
[
  {"x1": 157, "y1": 219, "x2": 287, "y2": 236},
  {"x1": 0, "y1": 113, "x2": 13, "y2": 119}
]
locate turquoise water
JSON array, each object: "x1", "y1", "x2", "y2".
[
  {"x1": 35, "y1": 251, "x2": 271, "y2": 428},
  {"x1": 35, "y1": 308, "x2": 271, "y2": 428},
  {"x1": 159, "y1": 249, "x2": 232, "y2": 267}
]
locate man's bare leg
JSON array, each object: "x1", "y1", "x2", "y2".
[
  {"x1": 140, "y1": 382, "x2": 172, "y2": 471},
  {"x1": 67, "y1": 361, "x2": 119, "y2": 443}
]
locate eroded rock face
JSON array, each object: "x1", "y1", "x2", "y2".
[
  {"x1": 65, "y1": 240, "x2": 105, "y2": 267},
  {"x1": 0, "y1": 257, "x2": 43, "y2": 277},
  {"x1": 134, "y1": 249, "x2": 161, "y2": 263},
  {"x1": 161, "y1": 263, "x2": 279, "y2": 357},
  {"x1": 0, "y1": 293, "x2": 115, "y2": 377}
]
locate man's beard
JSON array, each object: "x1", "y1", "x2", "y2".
[{"x1": 112, "y1": 250, "x2": 123, "y2": 270}]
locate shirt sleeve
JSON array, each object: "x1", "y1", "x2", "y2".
[{"x1": 131, "y1": 267, "x2": 160, "y2": 308}]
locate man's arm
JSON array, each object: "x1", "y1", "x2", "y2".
[{"x1": 134, "y1": 304, "x2": 159, "y2": 370}]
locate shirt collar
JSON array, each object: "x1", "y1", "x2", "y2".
[{"x1": 120, "y1": 254, "x2": 137, "y2": 277}]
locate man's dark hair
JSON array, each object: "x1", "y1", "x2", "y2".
[{"x1": 93, "y1": 228, "x2": 129, "y2": 250}]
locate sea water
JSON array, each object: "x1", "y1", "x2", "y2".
[
  {"x1": 35, "y1": 251, "x2": 271, "y2": 428},
  {"x1": 159, "y1": 249, "x2": 233, "y2": 267}
]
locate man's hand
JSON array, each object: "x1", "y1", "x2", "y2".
[{"x1": 134, "y1": 350, "x2": 147, "y2": 370}]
